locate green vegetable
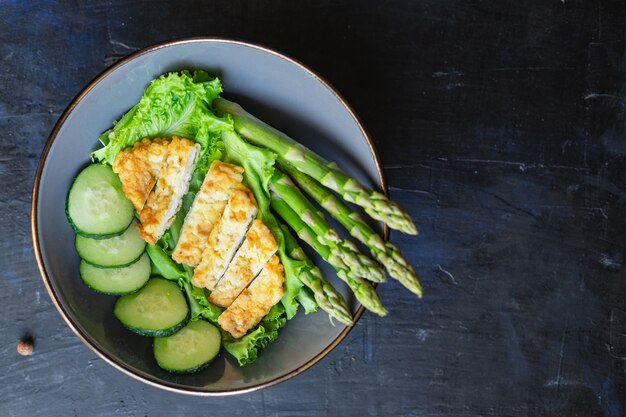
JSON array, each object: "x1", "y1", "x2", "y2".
[
  {"x1": 223, "y1": 304, "x2": 286, "y2": 366},
  {"x1": 182, "y1": 272, "x2": 222, "y2": 323},
  {"x1": 280, "y1": 224, "x2": 353, "y2": 325},
  {"x1": 92, "y1": 70, "x2": 231, "y2": 173},
  {"x1": 66, "y1": 164, "x2": 135, "y2": 238},
  {"x1": 154, "y1": 319, "x2": 222, "y2": 373},
  {"x1": 278, "y1": 160, "x2": 422, "y2": 297},
  {"x1": 213, "y1": 97, "x2": 417, "y2": 234},
  {"x1": 269, "y1": 170, "x2": 386, "y2": 283},
  {"x1": 296, "y1": 287, "x2": 319, "y2": 315},
  {"x1": 146, "y1": 244, "x2": 185, "y2": 281},
  {"x1": 75, "y1": 220, "x2": 146, "y2": 268},
  {"x1": 113, "y1": 277, "x2": 190, "y2": 337},
  {"x1": 79, "y1": 252, "x2": 151, "y2": 295}
]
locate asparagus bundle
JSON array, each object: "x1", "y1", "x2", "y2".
[
  {"x1": 269, "y1": 170, "x2": 386, "y2": 283},
  {"x1": 277, "y1": 159, "x2": 423, "y2": 297},
  {"x1": 213, "y1": 98, "x2": 418, "y2": 235}
]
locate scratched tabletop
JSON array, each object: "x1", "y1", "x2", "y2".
[{"x1": 2, "y1": 1, "x2": 626, "y2": 416}]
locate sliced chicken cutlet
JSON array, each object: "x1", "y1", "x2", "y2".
[
  {"x1": 137, "y1": 137, "x2": 200, "y2": 245},
  {"x1": 218, "y1": 255, "x2": 284, "y2": 339},
  {"x1": 112, "y1": 138, "x2": 170, "y2": 212},
  {"x1": 208, "y1": 219, "x2": 278, "y2": 308},
  {"x1": 191, "y1": 188, "x2": 258, "y2": 290},
  {"x1": 172, "y1": 161, "x2": 244, "y2": 266}
]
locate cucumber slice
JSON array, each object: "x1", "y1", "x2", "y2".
[
  {"x1": 79, "y1": 253, "x2": 150, "y2": 295},
  {"x1": 153, "y1": 320, "x2": 221, "y2": 373},
  {"x1": 114, "y1": 278, "x2": 189, "y2": 337},
  {"x1": 66, "y1": 164, "x2": 134, "y2": 239},
  {"x1": 76, "y1": 221, "x2": 146, "y2": 267}
]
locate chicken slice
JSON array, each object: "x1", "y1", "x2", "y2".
[
  {"x1": 218, "y1": 255, "x2": 284, "y2": 339},
  {"x1": 191, "y1": 188, "x2": 258, "y2": 290},
  {"x1": 137, "y1": 137, "x2": 200, "y2": 245},
  {"x1": 172, "y1": 161, "x2": 244, "y2": 266},
  {"x1": 208, "y1": 219, "x2": 278, "y2": 307},
  {"x1": 112, "y1": 138, "x2": 170, "y2": 212}
]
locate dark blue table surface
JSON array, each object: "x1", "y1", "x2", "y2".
[{"x1": 2, "y1": 1, "x2": 625, "y2": 416}]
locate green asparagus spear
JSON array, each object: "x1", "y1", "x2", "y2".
[
  {"x1": 269, "y1": 170, "x2": 386, "y2": 283},
  {"x1": 281, "y1": 224, "x2": 353, "y2": 325},
  {"x1": 213, "y1": 98, "x2": 417, "y2": 235},
  {"x1": 270, "y1": 194, "x2": 387, "y2": 316},
  {"x1": 278, "y1": 160, "x2": 423, "y2": 297}
]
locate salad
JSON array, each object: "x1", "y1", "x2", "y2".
[{"x1": 65, "y1": 70, "x2": 421, "y2": 373}]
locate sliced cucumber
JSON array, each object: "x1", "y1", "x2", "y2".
[
  {"x1": 153, "y1": 320, "x2": 221, "y2": 373},
  {"x1": 79, "y1": 253, "x2": 150, "y2": 295},
  {"x1": 66, "y1": 164, "x2": 134, "y2": 239},
  {"x1": 76, "y1": 221, "x2": 146, "y2": 267},
  {"x1": 113, "y1": 278, "x2": 189, "y2": 337}
]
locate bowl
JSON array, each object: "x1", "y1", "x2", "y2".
[{"x1": 31, "y1": 37, "x2": 385, "y2": 395}]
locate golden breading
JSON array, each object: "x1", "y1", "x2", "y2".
[
  {"x1": 172, "y1": 161, "x2": 244, "y2": 266},
  {"x1": 112, "y1": 138, "x2": 170, "y2": 212},
  {"x1": 137, "y1": 137, "x2": 200, "y2": 245},
  {"x1": 218, "y1": 255, "x2": 284, "y2": 339},
  {"x1": 208, "y1": 219, "x2": 278, "y2": 308},
  {"x1": 191, "y1": 188, "x2": 258, "y2": 290}
]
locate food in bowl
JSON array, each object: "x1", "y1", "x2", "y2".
[{"x1": 65, "y1": 70, "x2": 422, "y2": 373}]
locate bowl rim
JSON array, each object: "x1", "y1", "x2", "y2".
[{"x1": 30, "y1": 36, "x2": 387, "y2": 396}]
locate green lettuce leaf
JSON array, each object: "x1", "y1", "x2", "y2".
[
  {"x1": 222, "y1": 304, "x2": 287, "y2": 366},
  {"x1": 91, "y1": 70, "x2": 230, "y2": 171},
  {"x1": 146, "y1": 244, "x2": 185, "y2": 281},
  {"x1": 190, "y1": 284, "x2": 223, "y2": 323}
]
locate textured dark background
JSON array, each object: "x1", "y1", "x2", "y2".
[{"x1": 2, "y1": 0, "x2": 626, "y2": 416}]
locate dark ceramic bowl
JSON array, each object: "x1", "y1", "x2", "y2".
[{"x1": 32, "y1": 38, "x2": 385, "y2": 395}]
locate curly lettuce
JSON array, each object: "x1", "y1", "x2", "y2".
[
  {"x1": 223, "y1": 304, "x2": 287, "y2": 366},
  {"x1": 92, "y1": 70, "x2": 231, "y2": 172}
]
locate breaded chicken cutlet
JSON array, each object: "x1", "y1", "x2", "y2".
[{"x1": 218, "y1": 255, "x2": 284, "y2": 339}]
